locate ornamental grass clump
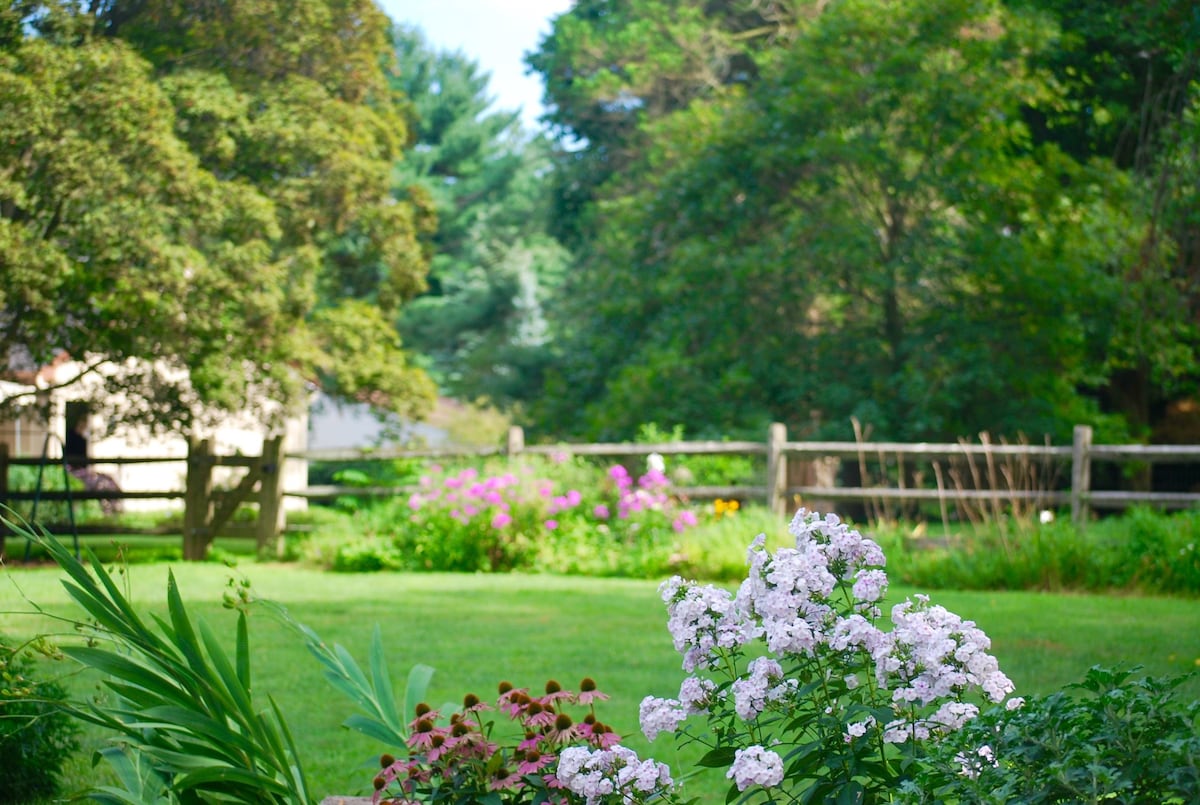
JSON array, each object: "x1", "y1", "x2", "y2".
[
  {"x1": 640, "y1": 509, "x2": 1018, "y2": 804},
  {"x1": 372, "y1": 679, "x2": 676, "y2": 805}
]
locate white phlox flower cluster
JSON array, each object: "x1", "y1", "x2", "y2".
[
  {"x1": 727, "y1": 745, "x2": 785, "y2": 791},
  {"x1": 639, "y1": 696, "x2": 688, "y2": 742},
  {"x1": 875, "y1": 595, "x2": 1014, "y2": 708},
  {"x1": 678, "y1": 675, "x2": 716, "y2": 714},
  {"x1": 789, "y1": 509, "x2": 887, "y2": 579},
  {"x1": 556, "y1": 745, "x2": 673, "y2": 805},
  {"x1": 844, "y1": 715, "x2": 876, "y2": 743},
  {"x1": 660, "y1": 576, "x2": 757, "y2": 671},
  {"x1": 739, "y1": 540, "x2": 836, "y2": 655},
  {"x1": 641, "y1": 509, "x2": 1018, "y2": 796},
  {"x1": 872, "y1": 596, "x2": 1014, "y2": 743},
  {"x1": 731, "y1": 656, "x2": 793, "y2": 721},
  {"x1": 953, "y1": 744, "x2": 999, "y2": 780}
]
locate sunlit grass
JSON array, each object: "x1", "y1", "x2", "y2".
[{"x1": 3, "y1": 560, "x2": 1198, "y2": 802}]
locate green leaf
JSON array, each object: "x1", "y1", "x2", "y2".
[
  {"x1": 342, "y1": 713, "x2": 406, "y2": 746},
  {"x1": 60, "y1": 646, "x2": 186, "y2": 701},
  {"x1": 404, "y1": 663, "x2": 436, "y2": 730},
  {"x1": 836, "y1": 780, "x2": 865, "y2": 805},
  {"x1": 236, "y1": 611, "x2": 251, "y2": 691},
  {"x1": 370, "y1": 624, "x2": 400, "y2": 729},
  {"x1": 698, "y1": 746, "x2": 737, "y2": 768},
  {"x1": 269, "y1": 693, "x2": 312, "y2": 803}
]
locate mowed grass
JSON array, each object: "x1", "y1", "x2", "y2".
[{"x1": 3, "y1": 560, "x2": 1199, "y2": 802}]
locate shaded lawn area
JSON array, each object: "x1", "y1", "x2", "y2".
[{"x1": 3, "y1": 561, "x2": 1199, "y2": 801}]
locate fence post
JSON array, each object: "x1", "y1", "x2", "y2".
[
  {"x1": 1071, "y1": 425, "x2": 1093, "y2": 527},
  {"x1": 506, "y1": 426, "x2": 525, "y2": 456},
  {"x1": 0, "y1": 442, "x2": 8, "y2": 560},
  {"x1": 767, "y1": 422, "x2": 788, "y2": 518},
  {"x1": 256, "y1": 436, "x2": 286, "y2": 557},
  {"x1": 183, "y1": 438, "x2": 214, "y2": 560}
]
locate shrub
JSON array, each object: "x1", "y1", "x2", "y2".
[
  {"x1": 875, "y1": 507, "x2": 1200, "y2": 596},
  {"x1": 903, "y1": 665, "x2": 1200, "y2": 804},
  {"x1": 316, "y1": 457, "x2": 706, "y2": 575},
  {"x1": 0, "y1": 637, "x2": 80, "y2": 804}
]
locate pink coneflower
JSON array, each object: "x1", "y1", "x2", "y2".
[
  {"x1": 545, "y1": 711, "x2": 581, "y2": 743},
  {"x1": 537, "y1": 679, "x2": 573, "y2": 705},
  {"x1": 517, "y1": 729, "x2": 542, "y2": 752},
  {"x1": 517, "y1": 749, "x2": 555, "y2": 775},
  {"x1": 522, "y1": 701, "x2": 557, "y2": 728},
  {"x1": 491, "y1": 512, "x2": 512, "y2": 529},
  {"x1": 461, "y1": 692, "x2": 491, "y2": 714},
  {"x1": 425, "y1": 732, "x2": 449, "y2": 762},
  {"x1": 489, "y1": 767, "x2": 523, "y2": 790},
  {"x1": 541, "y1": 778, "x2": 571, "y2": 803},
  {"x1": 576, "y1": 677, "x2": 610, "y2": 705},
  {"x1": 581, "y1": 721, "x2": 622, "y2": 749},
  {"x1": 544, "y1": 519, "x2": 559, "y2": 531},
  {"x1": 499, "y1": 686, "x2": 531, "y2": 717},
  {"x1": 407, "y1": 717, "x2": 440, "y2": 750}
]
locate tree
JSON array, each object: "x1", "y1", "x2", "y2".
[
  {"x1": 527, "y1": 0, "x2": 797, "y2": 248},
  {"x1": 528, "y1": 0, "x2": 1142, "y2": 442},
  {"x1": 0, "y1": 1, "x2": 436, "y2": 432},
  {"x1": 1006, "y1": 0, "x2": 1200, "y2": 438},
  {"x1": 391, "y1": 24, "x2": 570, "y2": 407}
]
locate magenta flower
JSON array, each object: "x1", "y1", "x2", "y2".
[
  {"x1": 491, "y1": 512, "x2": 512, "y2": 529},
  {"x1": 576, "y1": 678, "x2": 610, "y2": 705},
  {"x1": 517, "y1": 751, "x2": 554, "y2": 775},
  {"x1": 489, "y1": 769, "x2": 523, "y2": 790},
  {"x1": 544, "y1": 519, "x2": 559, "y2": 531},
  {"x1": 593, "y1": 504, "x2": 610, "y2": 519},
  {"x1": 672, "y1": 510, "x2": 698, "y2": 532}
]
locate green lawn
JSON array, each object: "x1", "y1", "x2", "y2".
[{"x1": 3, "y1": 560, "x2": 1199, "y2": 802}]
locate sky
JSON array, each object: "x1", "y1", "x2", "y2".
[{"x1": 376, "y1": 0, "x2": 574, "y2": 129}]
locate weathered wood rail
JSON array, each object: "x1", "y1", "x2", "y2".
[{"x1": 3, "y1": 423, "x2": 1199, "y2": 560}]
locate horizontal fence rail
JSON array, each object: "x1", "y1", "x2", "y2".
[{"x1": 3, "y1": 423, "x2": 1200, "y2": 560}]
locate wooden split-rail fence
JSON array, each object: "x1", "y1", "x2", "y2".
[{"x1": 2, "y1": 424, "x2": 1200, "y2": 560}]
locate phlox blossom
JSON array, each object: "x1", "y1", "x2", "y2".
[
  {"x1": 727, "y1": 745, "x2": 784, "y2": 791},
  {"x1": 639, "y1": 695, "x2": 688, "y2": 741}
]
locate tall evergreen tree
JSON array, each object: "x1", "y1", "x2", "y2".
[{"x1": 392, "y1": 24, "x2": 570, "y2": 407}]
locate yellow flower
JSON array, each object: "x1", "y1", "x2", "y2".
[{"x1": 713, "y1": 499, "x2": 740, "y2": 518}]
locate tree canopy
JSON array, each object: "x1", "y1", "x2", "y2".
[
  {"x1": 0, "y1": 0, "x2": 435, "y2": 433},
  {"x1": 391, "y1": 24, "x2": 570, "y2": 407},
  {"x1": 524, "y1": 0, "x2": 1200, "y2": 443}
]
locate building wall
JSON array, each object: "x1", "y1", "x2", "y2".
[{"x1": 0, "y1": 375, "x2": 309, "y2": 512}]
